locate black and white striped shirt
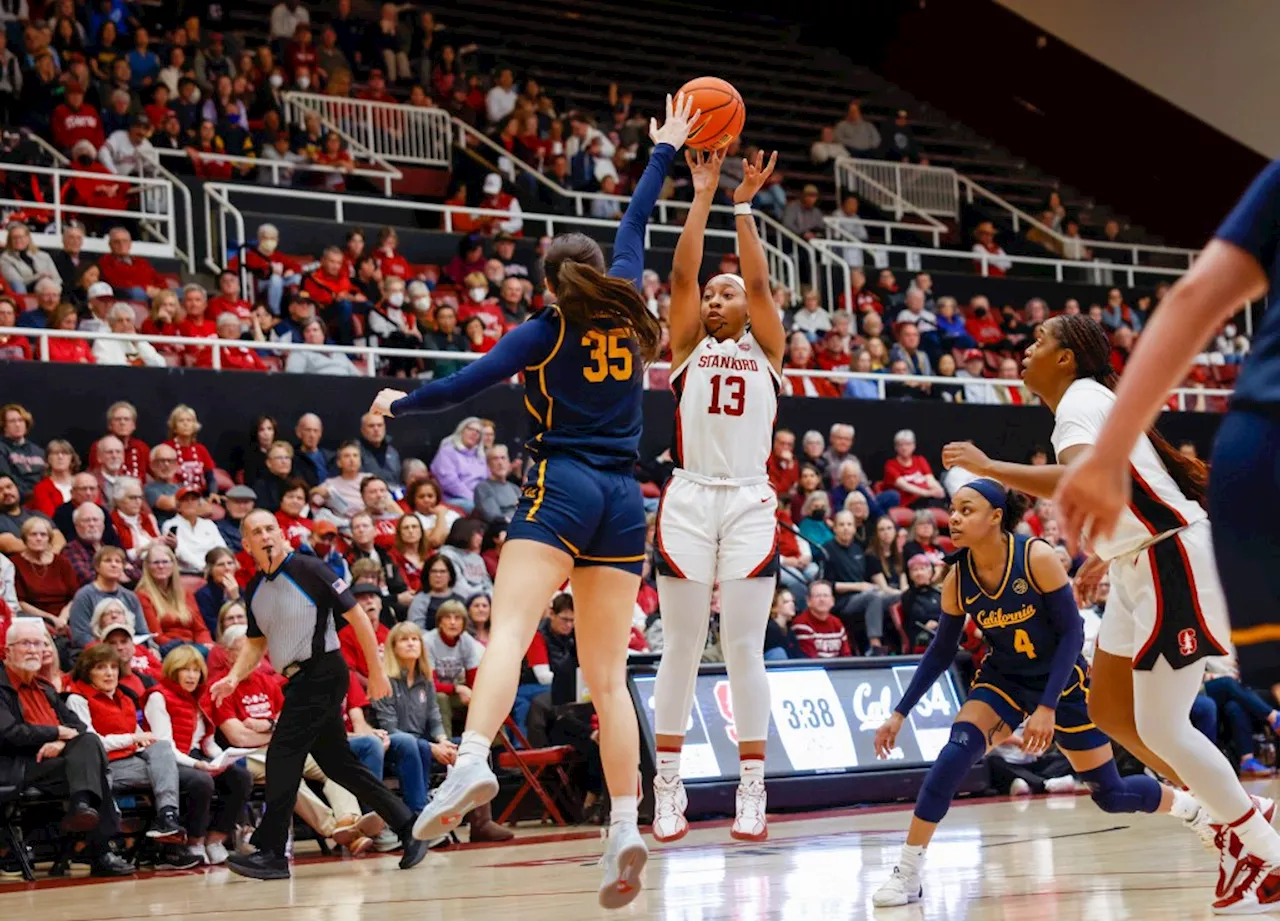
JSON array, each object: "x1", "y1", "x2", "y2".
[{"x1": 245, "y1": 553, "x2": 355, "y2": 671}]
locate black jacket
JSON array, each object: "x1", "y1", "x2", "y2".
[{"x1": 0, "y1": 669, "x2": 86, "y2": 788}]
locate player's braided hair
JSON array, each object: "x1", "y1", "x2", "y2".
[
  {"x1": 1053, "y1": 314, "x2": 1208, "y2": 509},
  {"x1": 543, "y1": 232, "x2": 662, "y2": 362}
]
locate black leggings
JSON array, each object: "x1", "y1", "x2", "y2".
[{"x1": 177, "y1": 762, "x2": 253, "y2": 838}]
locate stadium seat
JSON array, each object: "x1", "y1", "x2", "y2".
[
  {"x1": 494, "y1": 718, "x2": 579, "y2": 827},
  {"x1": 888, "y1": 507, "x2": 915, "y2": 528},
  {"x1": 928, "y1": 507, "x2": 951, "y2": 534}
]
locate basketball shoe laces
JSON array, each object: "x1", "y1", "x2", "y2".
[{"x1": 737, "y1": 781, "x2": 765, "y2": 827}]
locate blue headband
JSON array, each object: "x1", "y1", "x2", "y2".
[{"x1": 961, "y1": 477, "x2": 1008, "y2": 512}]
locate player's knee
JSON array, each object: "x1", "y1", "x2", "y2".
[
  {"x1": 915, "y1": 722, "x2": 986, "y2": 823},
  {"x1": 1083, "y1": 764, "x2": 1162, "y2": 815}
]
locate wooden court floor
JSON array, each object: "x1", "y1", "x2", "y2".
[{"x1": 6, "y1": 779, "x2": 1277, "y2": 921}]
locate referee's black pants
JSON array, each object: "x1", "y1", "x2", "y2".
[{"x1": 251, "y1": 651, "x2": 413, "y2": 856}]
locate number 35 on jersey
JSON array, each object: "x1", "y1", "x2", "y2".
[{"x1": 582, "y1": 330, "x2": 632, "y2": 382}]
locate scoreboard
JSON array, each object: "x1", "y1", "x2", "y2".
[{"x1": 628, "y1": 659, "x2": 965, "y2": 784}]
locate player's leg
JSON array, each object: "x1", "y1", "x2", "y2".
[
  {"x1": 715, "y1": 483, "x2": 782, "y2": 841},
  {"x1": 412, "y1": 542, "x2": 574, "y2": 839},
  {"x1": 718, "y1": 577, "x2": 776, "y2": 841},
  {"x1": 874, "y1": 698, "x2": 1012, "y2": 908},
  {"x1": 651, "y1": 479, "x2": 716, "y2": 842},
  {"x1": 571, "y1": 562, "x2": 649, "y2": 909}
]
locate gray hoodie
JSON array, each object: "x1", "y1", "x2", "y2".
[{"x1": 372, "y1": 668, "x2": 446, "y2": 741}]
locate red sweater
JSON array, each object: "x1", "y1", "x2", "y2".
[
  {"x1": 300, "y1": 268, "x2": 355, "y2": 306},
  {"x1": 97, "y1": 253, "x2": 168, "y2": 292},
  {"x1": 194, "y1": 341, "x2": 267, "y2": 372},
  {"x1": 338, "y1": 621, "x2": 389, "y2": 678},
  {"x1": 27, "y1": 477, "x2": 70, "y2": 517},
  {"x1": 165, "y1": 440, "x2": 215, "y2": 492},
  {"x1": 69, "y1": 680, "x2": 138, "y2": 760},
  {"x1": 138, "y1": 589, "x2": 211, "y2": 646},
  {"x1": 49, "y1": 337, "x2": 94, "y2": 364},
  {"x1": 52, "y1": 103, "x2": 105, "y2": 151},
  {"x1": 791, "y1": 611, "x2": 852, "y2": 658},
  {"x1": 88, "y1": 436, "x2": 150, "y2": 481}
]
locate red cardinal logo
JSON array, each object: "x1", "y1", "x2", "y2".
[
  {"x1": 1178, "y1": 628, "x2": 1198, "y2": 658},
  {"x1": 713, "y1": 680, "x2": 738, "y2": 745}
]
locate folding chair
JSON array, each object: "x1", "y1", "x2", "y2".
[{"x1": 494, "y1": 717, "x2": 579, "y2": 827}]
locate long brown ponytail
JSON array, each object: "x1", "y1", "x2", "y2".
[
  {"x1": 1053, "y1": 314, "x2": 1209, "y2": 508},
  {"x1": 543, "y1": 232, "x2": 662, "y2": 362}
]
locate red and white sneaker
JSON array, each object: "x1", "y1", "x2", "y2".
[
  {"x1": 1189, "y1": 797, "x2": 1277, "y2": 897},
  {"x1": 651, "y1": 774, "x2": 688, "y2": 843},
  {"x1": 1213, "y1": 852, "x2": 1280, "y2": 914},
  {"x1": 730, "y1": 779, "x2": 767, "y2": 842}
]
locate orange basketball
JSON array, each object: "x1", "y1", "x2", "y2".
[{"x1": 678, "y1": 76, "x2": 746, "y2": 151}]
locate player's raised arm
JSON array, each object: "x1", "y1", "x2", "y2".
[
  {"x1": 667, "y1": 148, "x2": 723, "y2": 368},
  {"x1": 942, "y1": 440, "x2": 1086, "y2": 499},
  {"x1": 371, "y1": 315, "x2": 561, "y2": 417},
  {"x1": 609, "y1": 93, "x2": 699, "y2": 287},
  {"x1": 732, "y1": 150, "x2": 786, "y2": 371}
]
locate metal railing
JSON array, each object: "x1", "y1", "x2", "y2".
[
  {"x1": 449, "y1": 116, "x2": 813, "y2": 290},
  {"x1": 0, "y1": 162, "x2": 181, "y2": 262},
  {"x1": 1, "y1": 324, "x2": 1234, "y2": 412},
  {"x1": 200, "y1": 182, "x2": 801, "y2": 294},
  {"x1": 837, "y1": 158, "x2": 960, "y2": 220},
  {"x1": 283, "y1": 92, "x2": 453, "y2": 168},
  {"x1": 279, "y1": 95, "x2": 405, "y2": 186},
  {"x1": 154, "y1": 147, "x2": 400, "y2": 197}
]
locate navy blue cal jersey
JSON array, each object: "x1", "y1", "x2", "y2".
[
  {"x1": 1216, "y1": 160, "x2": 1280, "y2": 408},
  {"x1": 955, "y1": 533, "x2": 1061, "y2": 679},
  {"x1": 390, "y1": 142, "x2": 677, "y2": 470}
]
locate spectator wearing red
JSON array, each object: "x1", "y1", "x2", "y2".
[
  {"x1": 373, "y1": 226, "x2": 411, "y2": 281},
  {"x1": 767, "y1": 429, "x2": 800, "y2": 498},
  {"x1": 791, "y1": 582, "x2": 852, "y2": 658},
  {"x1": 273, "y1": 480, "x2": 314, "y2": 548},
  {"x1": 51, "y1": 82, "x2": 105, "y2": 152},
  {"x1": 236, "y1": 223, "x2": 304, "y2": 316},
  {"x1": 195, "y1": 312, "x2": 268, "y2": 371},
  {"x1": 388, "y1": 514, "x2": 429, "y2": 593},
  {"x1": 285, "y1": 23, "x2": 317, "y2": 79},
  {"x1": 301, "y1": 246, "x2": 362, "y2": 344},
  {"x1": 87, "y1": 401, "x2": 150, "y2": 482},
  {"x1": 339, "y1": 229, "x2": 366, "y2": 279},
  {"x1": 47, "y1": 303, "x2": 94, "y2": 364},
  {"x1": 187, "y1": 120, "x2": 235, "y2": 181},
  {"x1": 208, "y1": 270, "x2": 253, "y2": 329},
  {"x1": 98, "y1": 227, "x2": 170, "y2": 301},
  {"x1": 965, "y1": 295, "x2": 1004, "y2": 349},
  {"x1": 61, "y1": 141, "x2": 130, "y2": 222},
  {"x1": 460, "y1": 315, "x2": 496, "y2": 355},
  {"x1": 971, "y1": 222, "x2": 1012, "y2": 277},
  {"x1": 338, "y1": 581, "x2": 390, "y2": 685},
  {"x1": 175, "y1": 284, "x2": 216, "y2": 365},
  {"x1": 476, "y1": 172, "x2": 523, "y2": 236},
  {"x1": 445, "y1": 234, "x2": 486, "y2": 287},
  {"x1": 882, "y1": 428, "x2": 946, "y2": 509},
  {"x1": 136, "y1": 543, "x2": 210, "y2": 653},
  {"x1": 0, "y1": 298, "x2": 30, "y2": 360},
  {"x1": 144, "y1": 84, "x2": 176, "y2": 135},
  {"x1": 783, "y1": 332, "x2": 840, "y2": 398},
  {"x1": 164, "y1": 405, "x2": 217, "y2": 495},
  {"x1": 360, "y1": 476, "x2": 402, "y2": 549},
  {"x1": 109, "y1": 477, "x2": 161, "y2": 560},
  {"x1": 312, "y1": 132, "x2": 355, "y2": 192},
  {"x1": 357, "y1": 67, "x2": 396, "y2": 104},
  {"x1": 28, "y1": 438, "x2": 80, "y2": 518}
]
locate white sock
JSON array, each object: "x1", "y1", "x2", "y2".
[
  {"x1": 1235, "y1": 811, "x2": 1280, "y2": 865},
  {"x1": 611, "y1": 795, "x2": 639, "y2": 828},
  {"x1": 740, "y1": 756, "x2": 764, "y2": 784},
  {"x1": 1168, "y1": 788, "x2": 1201, "y2": 821},
  {"x1": 899, "y1": 843, "x2": 926, "y2": 872},
  {"x1": 657, "y1": 749, "x2": 682, "y2": 780},
  {"x1": 457, "y1": 730, "x2": 491, "y2": 765}
]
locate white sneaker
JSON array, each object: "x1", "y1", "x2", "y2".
[
  {"x1": 873, "y1": 865, "x2": 923, "y2": 907},
  {"x1": 412, "y1": 758, "x2": 499, "y2": 841},
  {"x1": 730, "y1": 779, "x2": 767, "y2": 841},
  {"x1": 1213, "y1": 852, "x2": 1280, "y2": 914},
  {"x1": 651, "y1": 774, "x2": 688, "y2": 843},
  {"x1": 1044, "y1": 776, "x2": 1077, "y2": 794},
  {"x1": 1192, "y1": 797, "x2": 1279, "y2": 897},
  {"x1": 204, "y1": 840, "x2": 228, "y2": 865},
  {"x1": 598, "y1": 821, "x2": 648, "y2": 910},
  {"x1": 1009, "y1": 778, "x2": 1032, "y2": 796}
]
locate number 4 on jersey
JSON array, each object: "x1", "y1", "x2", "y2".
[
  {"x1": 1014, "y1": 628, "x2": 1037, "y2": 659},
  {"x1": 708, "y1": 374, "x2": 745, "y2": 416}
]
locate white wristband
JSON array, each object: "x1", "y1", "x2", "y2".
[{"x1": 733, "y1": 202, "x2": 752, "y2": 216}]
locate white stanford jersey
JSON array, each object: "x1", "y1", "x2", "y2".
[
  {"x1": 1051, "y1": 378, "x2": 1207, "y2": 561},
  {"x1": 670, "y1": 332, "x2": 781, "y2": 482}
]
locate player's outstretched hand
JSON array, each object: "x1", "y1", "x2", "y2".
[
  {"x1": 370, "y1": 388, "x2": 407, "y2": 419},
  {"x1": 649, "y1": 92, "x2": 701, "y2": 150},
  {"x1": 733, "y1": 149, "x2": 778, "y2": 205},
  {"x1": 1022, "y1": 706, "x2": 1055, "y2": 757},
  {"x1": 875, "y1": 712, "x2": 904, "y2": 760},
  {"x1": 208, "y1": 674, "x2": 239, "y2": 707},
  {"x1": 685, "y1": 148, "x2": 724, "y2": 197},
  {"x1": 1054, "y1": 446, "x2": 1130, "y2": 556},
  {"x1": 942, "y1": 441, "x2": 991, "y2": 475},
  {"x1": 1073, "y1": 553, "x2": 1108, "y2": 607}
]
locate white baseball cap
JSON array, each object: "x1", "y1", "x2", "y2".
[
  {"x1": 88, "y1": 281, "x2": 114, "y2": 300},
  {"x1": 482, "y1": 172, "x2": 502, "y2": 195}
]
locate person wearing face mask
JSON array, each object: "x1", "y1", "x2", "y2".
[
  {"x1": 457, "y1": 271, "x2": 503, "y2": 338},
  {"x1": 250, "y1": 68, "x2": 288, "y2": 123},
  {"x1": 293, "y1": 66, "x2": 313, "y2": 93},
  {"x1": 1216, "y1": 322, "x2": 1250, "y2": 364},
  {"x1": 367, "y1": 276, "x2": 423, "y2": 377},
  {"x1": 237, "y1": 223, "x2": 303, "y2": 316},
  {"x1": 63, "y1": 139, "x2": 129, "y2": 223}
]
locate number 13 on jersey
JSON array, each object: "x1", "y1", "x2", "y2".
[{"x1": 582, "y1": 330, "x2": 632, "y2": 382}]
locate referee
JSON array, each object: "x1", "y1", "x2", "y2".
[{"x1": 209, "y1": 510, "x2": 428, "y2": 879}]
